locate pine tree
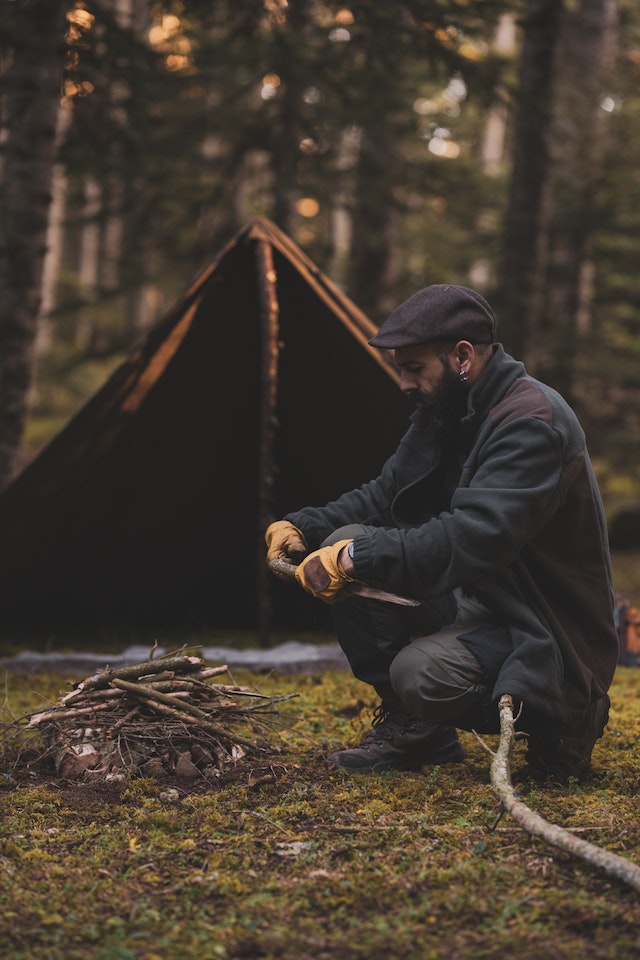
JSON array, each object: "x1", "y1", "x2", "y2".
[{"x1": 0, "y1": 0, "x2": 68, "y2": 487}]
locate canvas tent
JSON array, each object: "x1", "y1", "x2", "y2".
[{"x1": 0, "y1": 217, "x2": 412, "y2": 638}]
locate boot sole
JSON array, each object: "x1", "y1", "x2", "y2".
[{"x1": 328, "y1": 741, "x2": 466, "y2": 772}]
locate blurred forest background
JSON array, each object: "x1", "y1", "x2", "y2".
[{"x1": 1, "y1": 0, "x2": 640, "y2": 538}]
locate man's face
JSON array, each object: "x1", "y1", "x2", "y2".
[
  {"x1": 395, "y1": 343, "x2": 454, "y2": 405},
  {"x1": 395, "y1": 342, "x2": 469, "y2": 423}
]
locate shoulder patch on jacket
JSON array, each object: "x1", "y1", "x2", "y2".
[{"x1": 489, "y1": 377, "x2": 553, "y2": 429}]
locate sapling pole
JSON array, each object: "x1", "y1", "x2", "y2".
[{"x1": 491, "y1": 694, "x2": 640, "y2": 893}]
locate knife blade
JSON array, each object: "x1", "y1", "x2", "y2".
[{"x1": 268, "y1": 557, "x2": 420, "y2": 607}]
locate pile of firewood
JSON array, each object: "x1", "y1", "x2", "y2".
[{"x1": 22, "y1": 651, "x2": 298, "y2": 781}]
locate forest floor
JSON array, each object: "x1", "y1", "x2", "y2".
[{"x1": 1, "y1": 653, "x2": 640, "y2": 960}]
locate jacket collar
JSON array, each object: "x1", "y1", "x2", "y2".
[
  {"x1": 409, "y1": 343, "x2": 524, "y2": 433},
  {"x1": 462, "y1": 343, "x2": 525, "y2": 427}
]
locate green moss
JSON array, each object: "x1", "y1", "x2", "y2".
[{"x1": 1, "y1": 664, "x2": 640, "y2": 959}]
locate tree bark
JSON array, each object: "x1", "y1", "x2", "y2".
[
  {"x1": 350, "y1": 122, "x2": 400, "y2": 320},
  {"x1": 0, "y1": 0, "x2": 68, "y2": 488},
  {"x1": 499, "y1": 0, "x2": 564, "y2": 364},
  {"x1": 544, "y1": 0, "x2": 618, "y2": 401}
]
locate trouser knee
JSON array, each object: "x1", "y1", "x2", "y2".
[{"x1": 390, "y1": 634, "x2": 492, "y2": 727}]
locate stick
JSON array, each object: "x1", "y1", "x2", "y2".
[
  {"x1": 197, "y1": 666, "x2": 231, "y2": 679},
  {"x1": 61, "y1": 656, "x2": 205, "y2": 702},
  {"x1": 238, "y1": 693, "x2": 300, "y2": 712},
  {"x1": 110, "y1": 678, "x2": 214, "y2": 717},
  {"x1": 26, "y1": 686, "x2": 125, "y2": 715},
  {"x1": 27, "y1": 686, "x2": 196, "y2": 725},
  {"x1": 110, "y1": 678, "x2": 258, "y2": 748},
  {"x1": 27, "y1": 701, "x2": 116, "y2": 727},
  {"x1": 491, "y1": 694, "x2": 640, "y2": 893}
]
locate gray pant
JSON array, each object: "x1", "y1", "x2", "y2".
[
  {"x1": 323, "y1": 525, "x2": 512, "y2": 734},
  {"x1": 390, "y1": 593, "x2": 508, "y2": 732}
]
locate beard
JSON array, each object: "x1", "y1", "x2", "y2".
[{"x1": 406, "y1": 365, "x2": 469, "y2": 436}]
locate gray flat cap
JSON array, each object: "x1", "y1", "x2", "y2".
[{"x1": 369, "y1": 284, "x2": 497, "y2": 348}]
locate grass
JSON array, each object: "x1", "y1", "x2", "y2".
[
  {"x1": 1, "y1": 659, "x2": 640, "y2": 960},
  {"x1": 611, "y1": 550, "x2": 640, "y2": 600}
]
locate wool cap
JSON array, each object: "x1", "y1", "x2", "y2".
[{"x1": 369, "y1": 284, "x2": 497, "y2": 348}]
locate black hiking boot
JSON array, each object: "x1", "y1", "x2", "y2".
[
  {"x1": 327, "y1": 702, "x2": 466, "y2": 772},
  {"x1": 523, "y1": 694, "x2": 610, "y2": 784}
]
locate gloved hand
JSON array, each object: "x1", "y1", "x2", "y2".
[
  {"x1": 265, "y1": 520, "x2": 308, "y2": 565},
  {"x1": 295, "y1": 540, "x2": 355, "y2": 604}
]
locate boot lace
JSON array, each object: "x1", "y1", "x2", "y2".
[
  {"x1": 368, "y1": 702, "x2": 418, "y2": 741},
  {"x1": 372, "y1": 703, "x2": 391, "y2": 727}
]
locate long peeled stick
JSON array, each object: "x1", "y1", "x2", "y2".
[{"x1": 491, "y1": 694, "x2": 640, "y2": 893}]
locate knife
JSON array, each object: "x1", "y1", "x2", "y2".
[{"x1": 268, "y1": 557, "x2": 420, "y2": 607}]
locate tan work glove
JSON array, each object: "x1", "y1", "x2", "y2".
[
  {"x1": 265, "y1": 520, "x2": 308, "y2": 565},
  {"x1": 295, "y1": 540, "x2": 355, "y2": 604}
]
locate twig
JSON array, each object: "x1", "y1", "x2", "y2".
[
  {"x1": 61, "y1": 655, "x2": 205, "y2": 702},
  {"x1": 110, "y1": 678, "x2": 259, "y2": 748},
  {"x1": 491, "y1": 694, "x2": 640, "y2": 893},
  {"x1": 239, "y1": 693, "x2": 300, "y2": 712},
  {"x1": 110, "y1": 678, "x2": 212, "y2": 718},
  {"x1": 197, "y1": 666, "x2": 232, "y2": 680},
  {"x1": 246, "y1": 810, "x2": 295, "y2": 837},
  {"x1": 27, "y1": 701, "x2": 116, "y2": 726},
  {"x1": 472, "y1": 729, "x2": 497, "y2": 755},
  {"x1": 111, "y1": 706, "x2": 140, "y2": 732}
]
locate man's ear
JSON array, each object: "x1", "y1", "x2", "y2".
[{"x1": 453, "y1": 340, "x2": 474, "y2": 366}]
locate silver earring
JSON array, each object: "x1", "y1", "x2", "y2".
[{"x1": 459, "y1": 368, "x2": 469, "y2": 382}]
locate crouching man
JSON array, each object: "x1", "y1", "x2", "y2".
[{"x1": 266, "y1": 284, "x2": 618, "y2": 782}]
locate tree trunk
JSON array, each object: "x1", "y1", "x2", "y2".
[
  {"x1": 499, "y1": 0, "x2": 564, "y2": 365},
  {"x1": 266, "y1": 1, "x2": 311, "y2": 238},
  {"x1": 0, "y1": 0, "x2": 68, "y2": 488},
  {"x1": 544, "y1": 0, "x2": 618, "y2": 401},
  {"x1": 349, "y1": 124, "x2": 399, "y2": 321}
]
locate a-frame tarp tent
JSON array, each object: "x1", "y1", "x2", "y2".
[{"x1": 0, "y1": 217, "x2": 411, "y2": 636}]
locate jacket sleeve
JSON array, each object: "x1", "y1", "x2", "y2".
[
  {"x1": 285, "y1": 454, "x2": 398, "y2": 549},
  {"x1": 355, "y1": 416, "x2": 568, "y2": 597}
]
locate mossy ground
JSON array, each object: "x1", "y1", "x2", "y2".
[{"x1": 1, "y1": 660, "x2": 640, "y2": 960}]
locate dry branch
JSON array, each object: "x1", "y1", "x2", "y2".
[
  {"x1": 491, "y1": 694, "x2": 640, "y2": 893},
  {"x1": 60, "y1": 656, "x2": 209, "y2": 703},
  {"x1": 109, "y1": 678, "x2": 259, "y2": 747},
  {"x1": 27, "y1": 701, "x2": 118, "y2": 726}
]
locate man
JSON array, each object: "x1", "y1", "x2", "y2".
[{"x1": 265, "y1": 284, "x2": 618, "y2": 782}]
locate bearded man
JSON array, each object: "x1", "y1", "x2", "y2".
[{"x1": 265, "y1": 284, "x2": 618, "y2": 782}]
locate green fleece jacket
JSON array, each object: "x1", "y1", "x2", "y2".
[{"x1": 287, "y1": 344, "x2": 618, "y2": 723}]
